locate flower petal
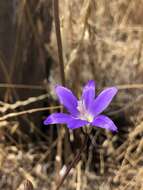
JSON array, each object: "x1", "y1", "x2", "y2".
[
  {"x1": 67, "y1": 119, "x2": 89, "y2": 130},
  {"x1": 44, "y1": 113, "x2": 72, "y2": 125},
  {"x1": 55, "y1": 85, "x2": 79, "y2": 116},
  {"x1": 90, "y1": 87, "x2": 118, "y2": 116},
  {"x1": 92, "y1": 115, "x2": 118, "y2": 131},
  {"x1": 82, "y1": 80, "x2": 95, "y2": 111},
  {"x1": 44, "y1": 113, "x2": 89, "y2": 130}
]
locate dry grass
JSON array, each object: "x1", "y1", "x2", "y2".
[{"x1": 0, "y1": 0, "x2": 143, "y2": 189}]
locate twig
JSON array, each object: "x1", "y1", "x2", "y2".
[
  {"x1": 53, "y1": 0, "x2": 65, "y2": 85},
  {"x1": 0, "y1": 94, "x2": 49, "y2": 113},
  {"x1": 1, "y1": 82, "x2": 143, "y2": 92},
  {"x1": 53, "y1": 0, "x2": 66, "y2": 183},
  {"x1": 17, "y1": 179, "x2": 34, "y2": 190},
  {"x1": 76, "y1": 161, "x2": 82, "y2": 190},
  {"x1": 0, "y1": 83, "x2": 45, "y2": 90},
  {"x1": 115, "y1": 84, "x2": 143, "y2": 90},
  {"x1": 108, "y1": 94, "x2": 143, "y2": 116},
  {"x1": 0, "y1": 106, "x2": 61, "y2": 121},
  {"x1": 55, "y1": 135, "x2": 89, "y2": 190}
]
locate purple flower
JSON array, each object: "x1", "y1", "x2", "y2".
[{"x1": 44, "y1": 80, "x2": 118, "y2": 132}]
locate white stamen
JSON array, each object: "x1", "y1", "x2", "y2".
[{"x1": 77, "y1": 100, "x2": 94, "y2": 122}]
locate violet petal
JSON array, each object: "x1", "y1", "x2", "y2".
[
  {"x1": 67, "y1": 119, "x2": 89, "y2": 129},
  {"x1": 82, "y1": 80, "x2": 95, "y2": 111},
  {"x1": 90, "y1": 87, "x2": 118, "y2": 116},
  {"x1": 44, "y1": 113, "x2": 72, "y2": 125},
  {"x1": 92, "y1": 115, "x2": 118, "y2": 131},
  {"x1": 55, "y1": 85, "x2": 79, "y2": 116}
]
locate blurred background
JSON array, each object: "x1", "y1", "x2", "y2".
[{"x1": 0, "y1": 0, "x2": 143, "y2": 189}]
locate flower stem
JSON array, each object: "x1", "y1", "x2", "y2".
[
  {"x1": 55, "y1": 134, "x2": 89, "y2": 190},
  {"x1": 53, "y1": 0, "x2": 65, "y2": 86}
]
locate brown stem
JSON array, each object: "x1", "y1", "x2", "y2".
[
  {"x1": 55, "y1": 135, "x2": 88, "y2": 190},
  {"x1": 53, "y1": 0, "x2": 65, "y2": 86}
]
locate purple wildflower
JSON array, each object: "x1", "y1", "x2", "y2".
[{"x1": 44, "y1": 80, "x2": 118, "y2": 132}]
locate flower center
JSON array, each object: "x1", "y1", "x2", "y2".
[{"x1": 77, "y1": 100, "x2": 94, "y2": 122}]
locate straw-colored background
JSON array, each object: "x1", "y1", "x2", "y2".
[{"x1": 0, "y1": 0, "x2": 143, "y2": 189}]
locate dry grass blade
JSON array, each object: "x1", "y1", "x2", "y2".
[
  {"x1": 17, "y1": 180, "x2": 34, "y2": 190},
  {"x1": 0, "y1": 83, "x2": 45, "y2": 90},
  {"x1": 0, "y1": 0, "x2": 143, "y2": 189},
  {"x1": 0, "y1": 94, "x2": 49, "y2": 113},
  {"x1": 0, "y1": 106, "x2": 61, "y2": 121}
]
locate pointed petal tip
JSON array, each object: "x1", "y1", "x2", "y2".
[
  {"x1": 81, "y1": 80, "x2": 96, "y2": 111},
  {"x1": 85, "y1": 80, "x2": 95, "y2": 90},
  {"x1": 114, "y1": 128, "x2": 118, "y2": 132},
  {"x1": 109, "y1": 125, "x2": 118, "y2": 132},
  {"x1": 92, "y1": 115, "x2": 118, "y2": 132},
  {"x1": 55, "y1": 84, "x2": 62, "y2": 89},
  {"x1": 43, "y1": 113, "x2": 72, "y2": 126},
  {"x1": 43, "y1": 117, "x2": 52, "y2": 125},
  {"x1": 54, "y1": 86, "x2": 78, "y2": 116},
  {"x1": 87, "y1": 80, "x2": 95, "y2": 86},
  {"x1": 111, "y1": 127, "x2": 118, "y2": 133},
  {"x1": 43, "y1": 119, "x2": 49, "y2": 125},
  {"x1": 55, "y1": 85, "x2": 63, "y2": 94},
  {"x1": 104, "y1": 86, "x2": 118, "y2": 94},
  {"x1": 89, "y1": 86, "x2": 118, "y2": 116},
  {"x1": 104, "y1": 124, "x2": 118, "y2": 132},
  {"x1": 112, "y1": 86, "x2": 118, "y2": 93}
]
